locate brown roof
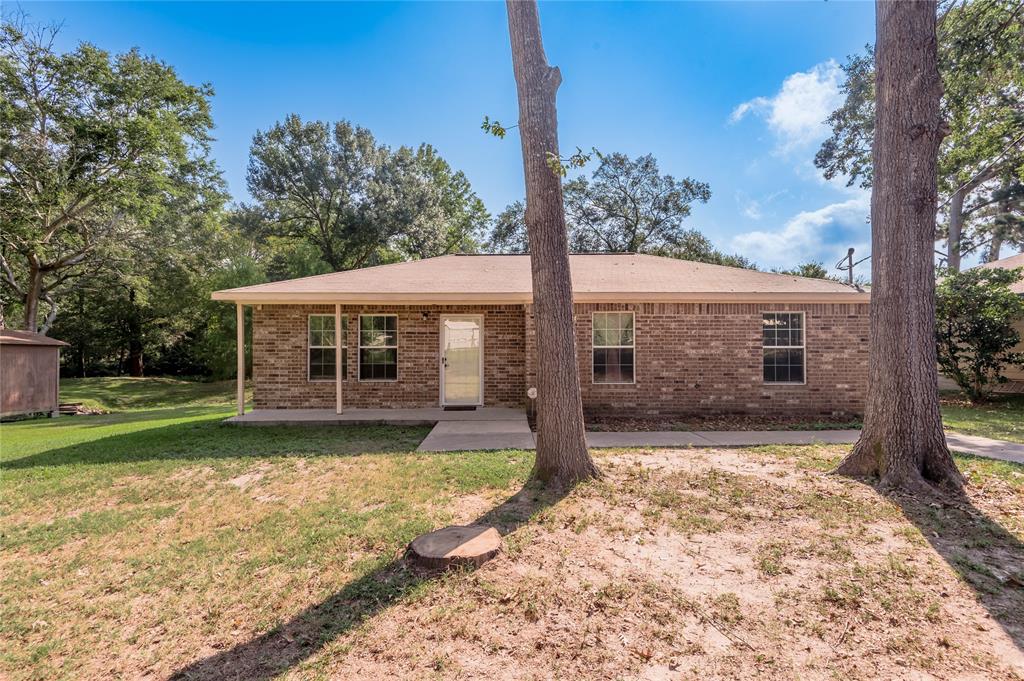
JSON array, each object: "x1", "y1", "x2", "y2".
[
  {"x1": 212, "y1": 254, "x2": 869, "y2": 304},
  {"x1": 0, "y1": 329, "x2": 69, "y2": 346},
  {"x1": 976, "y1": 252, "x2": 1024, "y2": 294}
]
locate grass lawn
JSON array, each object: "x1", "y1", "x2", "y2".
[
  {"x1": 942, "y1": 393, "x2": 1024, "y2": 444},
  {"x1": 2, "y1": 378, "x2": 1023, "y2": 679}
]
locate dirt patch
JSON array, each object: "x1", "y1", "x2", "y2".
[{"x1": 314, "y1": 449, "x2": 1024, "y2": 680}]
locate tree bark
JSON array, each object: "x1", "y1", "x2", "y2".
[
  {"x1": 835, "y1": 0, "x2": 964, "y2": 494},
  {"x1": 23, "y1": 263, "x2": 43, "y2": 333},
  {"x1": 506, "y1": 0, "x2": 598, "y2": 486},
  {"x1": 127, "y1": 288, "x2": 144, "y2": 377}
]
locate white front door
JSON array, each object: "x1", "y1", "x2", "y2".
[{"x1": 441, "y1": 315, "x2": 483, "y2": 406}]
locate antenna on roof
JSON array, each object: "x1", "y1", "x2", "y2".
[{"x1": 836, "y1": 247, "x2": 869, "y2": 286}]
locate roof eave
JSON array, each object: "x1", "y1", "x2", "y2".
[{"x1": 211, "y1": 290, "x2": 870, "y2": 305}]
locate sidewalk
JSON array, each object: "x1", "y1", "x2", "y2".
[
  {"x1": 945, "y1": 432, "x2": 1024, "y2": 465},
  {"x1": 417, "y1": 422, "x2": 1024, "y2": 465}
]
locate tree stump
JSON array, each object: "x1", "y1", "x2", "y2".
[{"x1": 408, "y1": 525, "x2": 501, "y2": 569}]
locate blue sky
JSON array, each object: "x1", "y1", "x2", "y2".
[{"x1": 15, "y1": 1, "x2": 879, "y2": 272}]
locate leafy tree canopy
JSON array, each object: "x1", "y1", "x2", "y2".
[
  {"x1": 246, "y1": 115, "x2": 488, "y2": 271},
  {"x1": 815, "y1": 0, "x2": 1024, "y2": 265},
  {"x1": 486, "y1": 152, "x2": 752, "y2": 267},
  {"x1": 0, "y1": 21, "x2": 223, "y2": 332}
]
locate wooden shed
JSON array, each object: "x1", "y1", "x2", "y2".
[{"x1": 1, "y1": 329, "x2": 68, "y2": 419}]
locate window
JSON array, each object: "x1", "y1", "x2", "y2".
[
  {"x1": 592, "y1": 311, "x2": 635, "y2": 384},
  {"x1": 762, "y1": 312, "x2": 805, "y2": 384},
  {"x1": 309, "y1": 314, "x2": 346, "y2": 381},
  {"x1": 359, "y1": 314, "x2": 398, "y2": 381}
]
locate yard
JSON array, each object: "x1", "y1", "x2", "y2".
[{"x1": 2, "y1": 379, "x2": 1023, "y2": 679}]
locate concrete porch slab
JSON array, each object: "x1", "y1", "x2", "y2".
[{"x1": 225, "y1": 407, "x2": 526, "y2": 427}]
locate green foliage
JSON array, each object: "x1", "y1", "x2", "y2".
[
  {"x1": 0, "y1": 21, "x2": 223, "y2": 332},
  {"x1": 247, "y1": 115, "x2": 488, "y2": 270},
  {"x1": 486, "y1": 152, "x2": 748, "y2": 267},
  {"x1": 773, "y1": 261, "x2": 833, "y2": 280},
  {"x1": 815, "y1": 1, "x2": 1024, "y2": 261},
  {"x1": 936, "y1": 266, "x2": 1024, "y2": 402},
  {"x1": 480, "y1": 115, "x2": 512, "y2": 139}
]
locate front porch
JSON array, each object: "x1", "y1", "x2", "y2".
[{"x1": 224, "y1": 406, "x2": 528, "y2": 427}]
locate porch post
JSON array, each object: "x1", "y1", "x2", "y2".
[
  {"x1": 236, "y1": 303, "x2": 245, "y2": 416},
  {"x1": 335, "y1": 303, "x2": 343, "y2": 414}
]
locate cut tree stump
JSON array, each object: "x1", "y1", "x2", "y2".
[{"x1": 408, "y1": 525, "x2": 501, "y2": 569}]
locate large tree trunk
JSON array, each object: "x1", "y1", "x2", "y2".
[
  {"x1": 127, "y1": 288, "x2": 144, "y2": 377},
  {"x1": 835, "y1": 0, "x2": 964, "y2": 494},
  {"x1": 506, "y1": 0, "x2": 598, "y2": 486},
  {"x1": 23, "y1": 261, "x2": 43, "y2": 333}
]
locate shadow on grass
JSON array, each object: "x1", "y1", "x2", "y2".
[
  {"x1": 864, "y1": 475, "x2": 1024, "y2": 653},
  {"x1": 2, "y1": 415, "x2": 431, "y2": 469},
  {"x1": 168, "y1": 479, "x2": 565, "y2": 681}
]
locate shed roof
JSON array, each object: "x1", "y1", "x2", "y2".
[
  {"x1": 212, "y1": 253, "x2": 869, "y2": 304},
  {"x1": 976, "y1": 252, "x2": 1024, "y2": 294},
  {"x1": 0, "y1": 329, "x2": 69, "y2": 347}
]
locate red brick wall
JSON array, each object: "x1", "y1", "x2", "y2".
[
  {"x1": 253, "y1": 301, "x2": 869, "y2": 417},
  {"x1": 252, "y1": 304, "x2": 526, "y2": 409},
  {"x1": 525, "y1": 302, "x2": 869, "y2": 418}
]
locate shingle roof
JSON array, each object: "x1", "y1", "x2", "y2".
[
  {"x1": 212, "y1": 253, "x2": 869, "y2": 304},
  {"x1": 976, "y1": 252, "x2": 1024, "y2": 294},
  {"x1": 0, "y1": 329, "x2": 69, "y2": 346}
]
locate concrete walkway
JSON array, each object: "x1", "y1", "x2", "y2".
[
  {"x1": 419, "y1": 424, "x2": 1024, "y2": 465},
  {"x1": 945, "y1": 432, "x2": 1024, "y2": 465},
  {"x1": 417, "y1": 419, "x2": 535, "y2": 452},
  {"x1": 226, "y1": 409, "x2": 1024, "y2": 465}
]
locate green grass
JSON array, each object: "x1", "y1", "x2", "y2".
[
  {"x1": 941, "y1": 394, "x2": 1024, "y2": 444},
  {"x1": 0, "y1": 377, "x2": 534, "y2": 680},
  {"x1": 58, "y1": 375, "x2": 250, "y2": 411}
]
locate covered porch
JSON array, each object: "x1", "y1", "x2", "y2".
[{"x1": 223, "y1": 406, "x2": 528, "y2": 427}]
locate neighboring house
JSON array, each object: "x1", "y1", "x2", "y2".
[
  {"x1": 977, "y1": 252, "x2": 1024, "y2": 392},
  {"x1": 212, "y1": 253, "x2": 871, "y2": 418}
]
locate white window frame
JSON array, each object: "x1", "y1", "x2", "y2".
[
  {"x1": 591, "y1": 311, "x2": 636, "y2": 385},
  {"x1": 308, "y1": 313, "x2": 346, "y2": 382},
  {"x1": 358, "y1": 314, "x2": 399, "y2": 382},
  {"x1": 762, "y1": 311, "x2": 806, "y2": 385}
]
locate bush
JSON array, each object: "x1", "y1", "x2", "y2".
[{"x1": 936, "y1": 267, "x2": 1024, "y2": 402}]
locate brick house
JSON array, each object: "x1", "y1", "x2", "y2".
[{"x1": 212, "y1": 253, "x2": 870, "y2": 418}]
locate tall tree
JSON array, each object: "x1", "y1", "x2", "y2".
[
  {"x1": 835, "y1": 0, "x2": 964, "y2": 492},
  {"x1": 506, "y1": 0, "x2": 598, "y2": 485},
  {"x1": 487, "y1": 153, "x2": 711, "y2": 249},
  {"x1": 247, "y1": 116, "x2": 487, "y2": 271},
  {"x1": 815, "y1": 0, "x2": 1024, "y2": 271},
  {"x1": 485, "y1": 152, "x2": 755, "y2": 267},
  {"x1": 0, "y1": 21, "x2": 219, "y2": 332}
]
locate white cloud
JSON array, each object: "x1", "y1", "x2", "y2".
[
  {"x1": 735, "y1": 191, "x2": 763, "y2": 220},
  {"x1": 730, "y1": 192, "x2": 870, "y2": 269},
  {"x1": 730, "y1": 60, "x2": 844, "y2": 153}
]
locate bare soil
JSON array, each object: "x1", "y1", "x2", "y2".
[{"x1": 280, "y1": 447, "x2": 1024, "y2": 680}]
